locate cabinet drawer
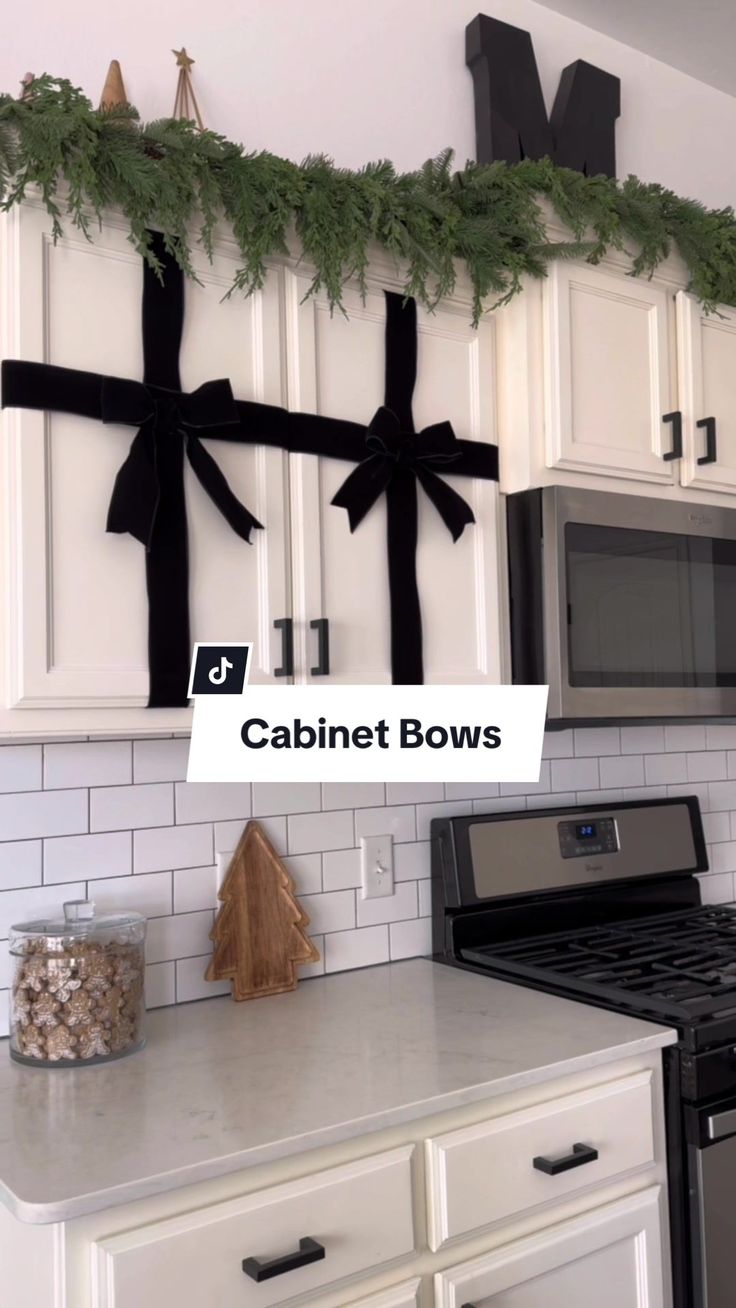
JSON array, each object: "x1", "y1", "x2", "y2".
[
  {"x1": 426, "y1": 1072, "x2": 655, "y2": 1249},
  {"x1": 92, "y1": 1146, "x2": 415, "y2": 1308}
]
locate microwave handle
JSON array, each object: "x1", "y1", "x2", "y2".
[
  {"x1": 696, "y1": 416, "x2": 717, "y2": 465},
  {"x1": 662, "y1": 410, "x2": 683, "y2": 461}
]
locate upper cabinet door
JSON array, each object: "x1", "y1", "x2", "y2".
[
  {"x1": 286, "y1": 268, "x2": 505, "y2": 684},
  {"x1": 677, "y1": 290, "x2": 736, "y2": 494},
  {"x1": 0, "y1": 203, "x2": 289, "y2": 722},
  {"x1": 544, "y1": 261, "x2": 677, "y2": 484}
]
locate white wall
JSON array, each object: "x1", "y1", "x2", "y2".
[{"x1": 3, "y1": 0, "x2": 736, "y2": 208}]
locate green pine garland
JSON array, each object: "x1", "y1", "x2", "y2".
[{"x1": 2, "y1": 75, "x2": 736, "y2": 324}]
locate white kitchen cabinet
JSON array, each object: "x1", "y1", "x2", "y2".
[
  {"x1": 542, "y1": 260, "x2": 677, "y2": 485},
  {"x1": 0, "y1": 201, "x2": 506, "y2": 736},
  {"x1": 677, "y1": 290, "x2": 736, "y2": 495},
  {"x1": 285, "y1": 267, "x2": 504, "y2": 685},
  {"x1": 0, "y1": 200, "x2": 291, "y2": 734},
  {"x1": 434, "y1": 1186, "x2": 665, "y2": 1308}
]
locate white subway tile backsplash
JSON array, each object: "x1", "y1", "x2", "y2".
[
  {"x1": 175, "y1": 783, "x2": 251, "y2": 825},
  {"x1": 146, "y1": 911, "x2": 214, "y2": 965},
  {"x1": 665, "y1": 725, "x2": 707, "y2": 753},
  {"x1": 0, "y1": 882, "x2": 86, "y2": 938},
  {"x1": 300, "y1": 890, "x2": 355, "y2": 934},
  {"x1": 176, "y1": 955, "x2": 228, "y2": 1001},
  {"x1": 252, "y1": 783, "x2": 320, "y2": 817},
  {"x1": 687, "y1": 752, "x2": 727, "y2": 783},
  {"x1": 443, "y1": 782, "x2": 499, "y2": 800},
  {"x1": 542, "y1": 731, "x2": 574, "y2": 759},
  {"x1": 599, "y1": 755, "x2": 644, "y2": 789},
  {"x1": 354, "y1": 805, "x2": 416, "y2": 843},
  {"x1": 173, "y1": 865, "x2": 218, "y2": 914},
  {"x1": 0, "y1": 789, "x2": 88, "y2": 841},
  {"x1": 134, "y1": 823, "x2": 213, "y2": 874},
  {"x1": 146, "y1": 961, "x2": 176, "y2": 1009},
  {"x1": 322, "y1": 783, "x2": 385, "y2": 810},
  {"x1": 389, "y1": 917, "x2": 431, "y2": 960},
  {"x1": 0, "y1": 996, "x2": 8, "y2": 1038},
  {"x1": 357, "y1": 881, "x2": 417, "y2": 928},
  {"x1": 394, "y1": 842, "x2": 431, "y2": 881},
  {"x1": 91, "y1": 784, "x2": 172, "y2": 833},
  {"x1": 288, "y1": 809, "x2": 354, "y2": 855},
  {"x1": 283, "y1": 852, "x2": 323, "y2": 896},
  {"x1": 621, "y1": 726, "x2": 665, "y2": 754},
  {"x1": 3, "y1": 725, "x2": 736, "y2": 1013},
  {"x1": 550, "y1": 758, "x2": 601, "y2": 792},
  {"x1": 322, "y1": 849, "x2": 361, "y2": 892},
  {"x1": 133, "y1": 738, "x2": 190, "y2": 783},
  {"x1": 324, "y1": 925, "x2": 389, "y2": 973},
  {"x1": 644, "y1": 753, "x2": 688, "y2": 785},
  {"x1": 0, "y1": 840, "x2": 42, "y2": 890},
  {"x1": 0, "y1": 746, "x2": 42, "y2": 793},
  {"x1": 573, "y1": 727, "x2": 620, "y2": 757},
  {"x1": 44, "y1": 831, "x2": 132, "y2": 884},
  {"x1": 0, "y1": 943, "x2": 11, "y2": 989},
  {"x1": 91, "y1": 871, "x2": 172, "y2": 919},
  {"x1": 44, "y1": 741, "x2": 131, "y2": 790},
  {"x1": 385, "y1": 783, "x2": 444, "y2": 805}
]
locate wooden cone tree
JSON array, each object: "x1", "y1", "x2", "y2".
[
  {"x1": 99, "y1": 60, "x2": 129, "y2": 111},
  {"x1": 206, "y1": 821, "x2": 319, "y2": 1001}
]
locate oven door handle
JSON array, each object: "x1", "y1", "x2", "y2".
[{"x1": 705, "y1": 1107, "x2": 736, "y2": 1141}]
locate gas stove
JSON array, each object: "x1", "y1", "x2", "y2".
[{"x1": 431, "y1": 796, "x2": 736, "y2": 1308}]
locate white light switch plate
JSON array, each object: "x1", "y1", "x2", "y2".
[{"x1": 361, "y1": 835, "x2": 394, "y2": 900}]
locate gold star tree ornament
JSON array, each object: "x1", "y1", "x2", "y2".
[{"x1": 172, "y1": 47, "x2": 204, "y2": 130}]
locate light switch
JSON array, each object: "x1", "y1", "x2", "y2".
[{"x1": 361, "y1": 835, "x2": 394, "y2": 900}]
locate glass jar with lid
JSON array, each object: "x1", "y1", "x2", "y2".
[{"x1": 9, "y1": 900, "x2": 146, "y2": 1066}]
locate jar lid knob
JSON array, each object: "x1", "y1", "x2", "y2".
[{"x1": 63, "y1": 899, "x2": 95, "y2": 922}]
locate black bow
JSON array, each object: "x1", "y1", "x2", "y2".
[
  {"x1": 331, "y1": 405, "x2": 475, "y2": 541},
  {"x1": 102, "y1": 376, "x2": 262, "y2": 549}
]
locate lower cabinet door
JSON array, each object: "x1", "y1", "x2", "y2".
[
  {"x1": 434, "y1": 1187, "x2": 666, "y2": 1308},
  {"x1": 344, "y1": 1278, "x2": 422, "y2": 1308}
]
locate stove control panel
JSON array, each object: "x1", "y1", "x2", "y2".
[{"x1": 558, "y1": 817, "x2": 618, "y2": 860}]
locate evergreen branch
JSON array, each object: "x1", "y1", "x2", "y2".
[{"x1": 1, "y1": 75, "x2": 736, "y2": 323}]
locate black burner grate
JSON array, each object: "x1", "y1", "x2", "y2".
[{"x1": 462, "y1": 904, "x2": 736, "y2": 1023}]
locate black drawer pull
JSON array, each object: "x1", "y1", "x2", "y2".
[
  {"x1": 273, "y1": 617, "x2": 294, "y2": 678},
  {"x1": 696, "y1": 415, "x2": 717, "y2": 465},
  {"x1": 663, "y1": 410, "x2": 683, "y2": 461},
  {"x1": 310, "y1": 618, "x2": 330, "y2": 676},
  {"x1": 243, "y1": 1237, "x2": 325, "y2": 1282},
  {"x1": 533, "y1": 1142, "x2": 599, "y2": 1175}
]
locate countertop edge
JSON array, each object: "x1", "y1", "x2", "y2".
[{"x1": 2, "y1": 1023, "x2": 677, "y2": 1225}]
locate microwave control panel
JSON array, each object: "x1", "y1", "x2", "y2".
[{"x1": 558, "y1": 817, "x2": 619, "y2": 859}]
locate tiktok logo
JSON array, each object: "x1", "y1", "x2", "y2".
[{"x1": 188, "y1": 643, "x2": 252, "y2": 697}]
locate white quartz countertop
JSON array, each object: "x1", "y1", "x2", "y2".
[{"x1": 0, "y1": 958, "x2": 676, "y2": 1224}]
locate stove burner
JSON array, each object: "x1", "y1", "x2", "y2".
[{"x1": 463, "y1": 904, "x2": 736, "y2": 1024}]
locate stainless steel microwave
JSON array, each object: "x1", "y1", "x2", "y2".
[{"x1": 507, "y1": 486, "x2": 736, "y2": 724}]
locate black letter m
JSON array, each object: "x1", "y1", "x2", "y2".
[{"x1": 466, "y1": 14, "x2": 620, "y2": 177}]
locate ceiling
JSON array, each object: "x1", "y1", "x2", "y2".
[{"x1": 535, "y1": 0, "x2": 736, "y2": 97}]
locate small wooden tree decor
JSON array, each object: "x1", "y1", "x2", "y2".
[
  {"x1": 206, "y1": 821, "x2": 319, "y2": 1001},
  {"x1": 172, "y1": 47, "x2": 205, "y2": 130}
]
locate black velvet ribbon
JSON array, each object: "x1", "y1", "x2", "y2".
[
  {"x1": 1, "y1": 240, "x2": 498, "y2": 703},
  {"x1": 331, "y1": 292, "x2": 476, "y2": 682},
  {"x1": 102, "y1": 376, "x2": 262, "y2": 548}
]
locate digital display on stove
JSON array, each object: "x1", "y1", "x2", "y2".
[
  {"x1": 558, "y1": 817, "x2": 618, "y2": 859},
  {"x1": 576, "y1": 823, "x2": 597, "y2": 839}
]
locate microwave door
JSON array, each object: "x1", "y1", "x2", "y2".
[{"x1": 564, "y1": 524, "x2": 705, "y2": 690}]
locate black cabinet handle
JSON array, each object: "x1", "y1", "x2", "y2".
[
  {"x1": 532, "y1": 1142, "x2": 599, "y2": 1175},
  {"x1": 310, "y1": 618, "x2": 330, "y2": 676},
  {"x1": 696, "y1": 416, "x2": 718, "y2": 465},
  {"x1": 663, "y1": 410, "x2": 683, "y2": 461},
  {"x1": 273, "y1": 618, "x2": 294, "y2": 678},
  {"x1": 243, "y1": 1237, "x2": 325, "y2": 1282}
]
